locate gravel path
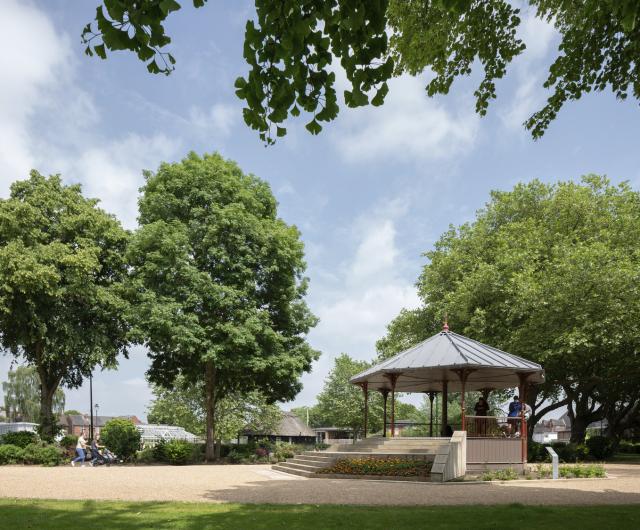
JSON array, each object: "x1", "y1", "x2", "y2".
[{"x1": 1, "y1": 464, "x2": 639, "y2": 506}]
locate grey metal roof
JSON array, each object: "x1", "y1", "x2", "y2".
[{"x1": 350, "y1": 330, "x2": 544, "y2": 392}]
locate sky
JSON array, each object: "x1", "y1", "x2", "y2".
[{"x1": 1, "y1": 1, "x2": 640, "y2": 422}]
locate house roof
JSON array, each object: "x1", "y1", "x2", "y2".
[
  {"x1": 244, "y1": 412, "x2": 315, "y2": 437},
  {"x1": 63, "y1": 414, "x2": 141, "y2": 427},
  {"x1": 351, "y1": 329, "x2": 544, "y2": 392}
]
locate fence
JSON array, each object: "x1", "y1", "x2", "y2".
[{"x1": 465, "y1": 415, "x2": 525, "y2": 438}]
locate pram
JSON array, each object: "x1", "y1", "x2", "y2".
[{"x1": 91, "y1": 445, "x2": 116, "y2": 466}]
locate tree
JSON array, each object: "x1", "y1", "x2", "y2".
[
  {"x1": 147, "y1": 375, "x2": 282, "y2": 452},
  {"x1": 0, "y1": 172, "x2": 131, "y2": 439},
  {"x1": 128, "y1": 152, "x2": 318, "y2": 460},
  {"x1": 378, "y1": 176, "x2": 640, "y2": 442},
  {"x1": 82, "y1": 1, "x2": 640, "y2": 142},
  {"x1": 147, "y1": 377, "x2": 205, "y2": 436},
  {"x1": 2, "y1": 366, "x2": 65, "y2": 423},
  {"x1": 315, "y1": 353, "x2": 384, "y2": 438}
]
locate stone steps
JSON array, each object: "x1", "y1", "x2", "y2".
[
  {"x1": 271, "y1": 464, "x2": 316, "y2": 478},
  {"x1": 274, "y1": 438, "x2": 450, "y2": 478}
]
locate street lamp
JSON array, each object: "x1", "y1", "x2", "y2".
[{"x1": 89, "y1": 373, "x2": 94, "y2": 440}]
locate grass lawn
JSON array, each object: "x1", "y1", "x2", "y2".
[{"x1": 1, "y1": 499, "x2": 640, "y2": 529}]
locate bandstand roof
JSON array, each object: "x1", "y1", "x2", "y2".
[{"x1": 350, "y1": 328, "x2": 544, "y2": 392}]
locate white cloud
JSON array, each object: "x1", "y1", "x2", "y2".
[
  {"x1": 188, "y1": 102, "x2": 237, "y2": 138},
  {"x1": 0, "y1": 0, "x2": 70, "y2": 186},
  {"x1": 499, "y1": 11, "x2": 558, "y2": 131},
  {"x1": 52, "y1": 133, "x2": 181, "y2": 229},
  {"x1": 292, "y1": 201, "x2": 421, "y2": 406},
  {"x1": 519, "y1": 11, "x2": 557, "y2": 63},
  {"x1": 333, "y1": 75, "x2": 479, "y2": 163}
]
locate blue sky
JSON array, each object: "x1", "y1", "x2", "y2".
[{"x1": 1, "y1": 1, "x2": 640, "y2": 421}]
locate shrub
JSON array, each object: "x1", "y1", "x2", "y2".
[
  {"x1": 21, "y1": 443, "x2": 63, "y2": 466},
  {"x1": 528, "y1": 441, "x2": 550, "y2": 463},
  {"x1": 152, "y1": 439, "x2": 168, "y2": 462},
  {"x1": 273, "y1": 442, "x2": 297, "y2": 462},
  {"x1": 100, "y1": 419, "x2": 141, "y2": 461},
  {"x1": 227, "y1": 449, "x2": 244, "y2": 463},
  {"x1": 0, "y1": 431, "x2": 38, "y2": 448},
  {"x1": 136, "y1": 447, "x2": 156, "y2": 464},
  {"x1": 164, "y1": 440, "x2": 194, "y2": 465},
  {"x1": 551, "y1": 442, "x2": 589, "y2": 463},
  {"x1": 481, "y1": 468, "x2": 519, "y2": 481},
  {"x1": 559, "y1": 463, "x2": 606, "y2": 478},
  {"x1": 586, "y1": 436, "x2": 615, "y2": 460},
  {"x1": 255, "y1": 447, "x2": 269, "y2": 458},
  {"x1": 315, "y1": 442, "x2": 330, "y2": 451},
  {"x1": 191, "y1": 443, "x2": 204, "y2": 463},
  {"x1": 59, "y1": 435, "x2": 78, "y2": 449},
  {"x1": 319, "y1": 457, "x2": 431, "y2": 477},
  {"x1": 0, "y1": 444, "x2": 24, "y2": 464}
]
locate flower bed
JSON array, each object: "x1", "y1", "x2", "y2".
[{"x1": 318, "y1": 457, "x2": 431, "y2": 477}]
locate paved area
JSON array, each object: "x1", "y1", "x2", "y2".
[{"x1": 1, "y1": 464, "x2": 640, "y2": 505}]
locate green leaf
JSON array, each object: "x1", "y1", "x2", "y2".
[
  {"x1": 305, "y1": 120, "x2": 322, "y2": 135},
  {"x1": 159, "y1": 0, "x2": 182, "y2": 16},
  {"x1": 276, "y1": 126, "x2": 287, "y2": 137},
  {"x1": 94, "y1": 44, "x2": 107, "y2": 60}
]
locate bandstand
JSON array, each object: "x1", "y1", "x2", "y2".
[{"x1": 349, "y1": 322, "x2": 544, "y2": 469}]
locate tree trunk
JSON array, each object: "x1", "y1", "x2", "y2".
[
  {"x1": 38, "y1": 377, "x2": 58, "y2": 441},
  {"x1": 205, "y1": 361, "x2": 217, "y2": 462},
  {"x1": 570, "y1": 416, "x2": 590, "y2": 443}
]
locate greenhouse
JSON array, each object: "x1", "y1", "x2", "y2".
[{"x1": 137, "y1": 424, "x2": 201, "y2": 447}]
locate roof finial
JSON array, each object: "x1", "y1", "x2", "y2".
[{"x1": 443, "y1": 312, "x2": 449, "y2": 332}]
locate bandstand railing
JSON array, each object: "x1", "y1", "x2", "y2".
[{"x1": 465, "y1": 415, "x2": 527, "y2": 464}]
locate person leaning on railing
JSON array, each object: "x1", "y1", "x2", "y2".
[
  {"x1": 473, "y1": 397, "x2": 490, "y2": 436},
  {"x1": 507, "y1": 396, "x2": 522, "y2": 436}
]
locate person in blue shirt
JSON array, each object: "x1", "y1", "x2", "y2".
[{"x1": 507, "y1": 396, "x2": 522, "y2": 436}]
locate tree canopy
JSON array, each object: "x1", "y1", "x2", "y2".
[
  {"x1": 0, "y1": 172, "x2": 131, "y2": 438},
  {"x1": 377, "y1": 175, "x2": 640, "y2": 442},
  {"x1": 311, "y1": 353, "x2": 423, "y2": 437},
  {"x1": 83, "y1": 1, "x2": 640, "y2": 142},
  {"x1": 128, "y1": 152, "x2": 318, "y2": 459},
  {"x1": 2, "y1": 366, "x2": 65, "y2": 423},
  {"x1": 147, "y1": 375, "x2": 282, "y2": 444}
]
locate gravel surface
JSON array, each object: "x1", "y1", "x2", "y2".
[{"x1": 1, "y1": 463, "x2": 639, "y2": 506}]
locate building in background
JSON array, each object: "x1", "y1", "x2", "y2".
[
  {"x1": 243, "y1": 411, "x2": 316, "y2": 444},
  {"x1": 58, "y1": 414, "x2": 142, "y2": 437}
]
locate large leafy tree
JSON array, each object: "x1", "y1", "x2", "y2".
[
  {"x1": 0, "y1": 172, "x2": 131, "y2": 439},
  {"x1": 83, "y1": 1, "x2": 640, "y2": 142},
  {"x1": 129, "y1": 152, "x2": 318, "y2": 460},
  {"x1": 378, "y1": 176, "x2": 640, "y2": 442},
  {"x1": 147, "y1": 376, "x2": 282, "y2": 450},
  {"x1": 2, "y1": 366, "x2": 66, "y2": 423},
  {"x1": 315, "y1": 354, "x2": 384, "y2": 438},
  {"x1": 313, "y1": 353, "x2": 424, "y2": 437}
]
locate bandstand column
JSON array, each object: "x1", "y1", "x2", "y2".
[
  {"x1": 380, "y1": 389, "x2": 389, "y2": 437},
  {"x1": 358, "y1": 382, "x2": 369, "y2": 439},
  {"x1": 518, "y1": 373, "x2": 531, "y2": 463},
  {"x1": 428, "y1": 392, "x2": 436, "y2": 437},
  {"x1": 441, "y1": 380, "x2": 448, "y2": 437},
  {"x1": 385, "y1": 373, "x2": 400, "y2": 437}
]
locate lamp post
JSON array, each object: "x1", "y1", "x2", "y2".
[{"x1": 89, "y1": 373, "x2": 94, "y2": 440}]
